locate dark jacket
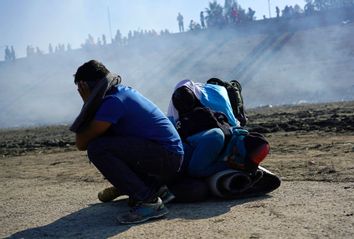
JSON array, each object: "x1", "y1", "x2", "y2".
[{"x1": 176, "y1": 106, "x2": 231, "y2": 141}]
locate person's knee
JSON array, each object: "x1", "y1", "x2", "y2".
[
  {"x1": 203, "y1": 128, "x2": 225, "y2": 147},
  {"x1": 187, "y1": 156, "x2": 212, "y2": 177},
  {"x1": 87, "y1": 137, "x2": 107, "y2": 161},
  {"x1": 212, "y1": 129, "x2": 225, "y2": 145}
]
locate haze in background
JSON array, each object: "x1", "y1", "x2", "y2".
[
  {"x1": 1, "y1": 1, "x2": 353, "y2": 129},
  {"x1": 0, "y1": 0, "x2": 304, "y2": 59}
]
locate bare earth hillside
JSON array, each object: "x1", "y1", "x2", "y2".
[
  {"x1": 1, "y1": 20, "x2": 354, "y2": 128},
  {"x1": 1, "y1": 101, "x2": 353, "y2": 239}
]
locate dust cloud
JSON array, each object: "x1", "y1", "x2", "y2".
[{"x1": 0, "y1": 11, "x2": 353, "y2": 128}]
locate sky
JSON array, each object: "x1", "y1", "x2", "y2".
[{"x1": 0, "y1": 0, "x2": 305, "y2": 59}]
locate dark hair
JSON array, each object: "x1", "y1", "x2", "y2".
[
  {"x1": 172, "y1": 86, "x2": 201, "y2": 114},
  {"x1": 74, "y1": 60, "x2": 110, "y2": 84}
]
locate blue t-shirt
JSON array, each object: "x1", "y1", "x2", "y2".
[{"x1": 95, "y1": 85, "x2": 184, "y2": 155}]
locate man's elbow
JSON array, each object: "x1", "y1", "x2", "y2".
[
  {"x1": 76, "y1": 142, "x2": 87, "y2": 151},
  {"x1": 75, "y1": 135, "x2": 88, "y2": 151}
]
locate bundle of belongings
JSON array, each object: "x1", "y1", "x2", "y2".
[{"x1": 166, "y1": 79, "x2": 281, "y2": 202}]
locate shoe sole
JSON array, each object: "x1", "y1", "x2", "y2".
[{"x1": 118, "y1": 207, "x2": 169, "y2": 225}]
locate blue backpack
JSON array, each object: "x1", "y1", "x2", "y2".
[
  {"x1": 219, "y1": 127, "x2": 270, "y2": 173},
  {"x1": 207, "y1": 78, "x2": 248, "y2": 127}
]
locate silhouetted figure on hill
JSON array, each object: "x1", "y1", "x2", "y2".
[
  {"x1": 200, "y1": 11, "x2": 205, "y2": 29},
  {"x1": 122, "y1": 37, "x2": 128, "y2": 46},
  {"x1": 26, "y1": 45, "x2": 35, "y2": 57},
  {"x1": 67, "y1": 44, "x2": 72, "y2": 51},
  {"x1": 48, "y1": 44, "x2": 53, "y2": 54},
  {"x1": 102, "y1": 34, "x2": 107, "y2": 45},
  {"x1": 87, "y1": 34, "x2": 95, "y2": 45},
  {"x1": 177, "y1": 12, "x2": 184, "y2": 32},
  {"x1": 276, "y1": 6, "x2": 280, "y2": 18},
  {"x1": 4, "y1": 46, "x2": 11, "y2": 61},
  {"x1": 293, "y1": 4, "x2": 302, "y2": 17},
  {"x1": 282, "y1": 5, "x2": 290, "y2": 18},
  {"x1": 231, "y1": 7, "x2": 239, "y2": 24},
  {"x1": 36, "y1": 47, "x2": 43, "y2": 55},
  {"x1": 289, "y1": 6, "x2": 295, "y2": 17},
  {"x1": 10, "y1": 46, "x2": 16, "y2": 60},
  {"x1": 189, "y1": 20, "x2": 196, "y2": 31},
  {"x1": 114, "y1": 30, "x2": 122, "y2": 45},
  {"x1": 160, "y1": 29, "x2": 170, "y2": 36},
  {"x1": 56, "y1": 44, "x2": 63, "y2": 52},
  {"x1": 304, "y1": 1, "x2": 315, "y2": 15},
  {"x1": 97, "y1": 37, "x2": 102, "y2": 46},
  {"x1": 247, "y1": 8, "x2": 255, "y2": 21}
]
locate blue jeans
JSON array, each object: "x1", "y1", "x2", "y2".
[
  {"x1": 184, "y1": 128, "x2": 228, "y2": 177},
  {"x1": 87, "y1": 136, "x2": 183, "y2": 202}
]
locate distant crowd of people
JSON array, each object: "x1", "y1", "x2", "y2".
[
  {"x1": 26, "y1": 43, "x2": 72, "y2": 57},
  {"x1": 3, "y1": 0, "x2": 354, "y2": 62},
  {"x1": 177, "y1": 0, "x2": 354, "y2": 31},
  {"x1": 3, "y1": 27, "x2": 172, "y2": 62}
]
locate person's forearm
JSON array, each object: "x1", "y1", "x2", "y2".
[
  {"x1": 76, "y1": 132, "x2": 89, "y2": 151},
  {"x1": 75, "y1": 120, "x2": 112, "y2": 151}
]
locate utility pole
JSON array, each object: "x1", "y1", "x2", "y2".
[
  {"x1": 107, "y1": 6, "x2": 113, "y2": 43},
  {"x1": 268, "y1": 0, "x2": 271, "y2": 18}
]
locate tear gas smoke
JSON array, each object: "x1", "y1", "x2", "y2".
[{"x1": 0, "y1": 12, "x2": 353, "y2": 128}]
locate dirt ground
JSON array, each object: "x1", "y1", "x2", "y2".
[{"x1": 1, "y1": 101, "x2": 354, "y2": 239}]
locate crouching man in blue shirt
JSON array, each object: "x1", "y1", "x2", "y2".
[{"x1": 73, "y1": 60, "x2": 184, "y2": 224}]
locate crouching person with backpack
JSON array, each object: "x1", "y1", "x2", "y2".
[
  {"x1": 166, "y1": 79, "x2": 278, "y2": 202},
  {"x1": 167, "y1": 79, "x2": 243, "y2": 178},
  {"x1": 170, "y1": 85, "x2": 231, "y2": 177},
  {"x1": 70, "y1": 60, "x2": 184, "y2": 224}
]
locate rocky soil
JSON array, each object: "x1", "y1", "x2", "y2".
[{"x1": 1, "y1": 101, "x2": 354, "y2": 239}]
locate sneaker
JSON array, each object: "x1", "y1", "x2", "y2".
[
  {"x1": 157, "y1": 186, "x2": 176, "y2": 204},
  {"x1": 98, "y1": 186, "x2": 121, "y2": 202},
  {"x1": 127, "y1": 186, "x2": 176, "y2": 207},
  {"x1": 117, "y1": 197, "x2": 169, "y2": 224}
]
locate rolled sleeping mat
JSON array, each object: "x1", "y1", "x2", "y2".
[
  {"x1": 168, "y1": 176, "x2": 210, "y2": 203},
  {"x1": 208, "y1": 166, "x2": 281, "y2": 199},
  {"x1": 208, "y1": 169, "x2": 253, "y2": 198}
]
